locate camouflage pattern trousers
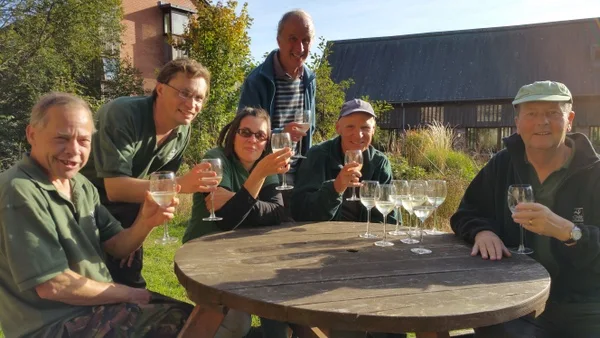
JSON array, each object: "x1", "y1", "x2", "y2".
[{"x1": 62, "y1": 293, "x2": 193, "y2": 338}]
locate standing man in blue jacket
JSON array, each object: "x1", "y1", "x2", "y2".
[{"x1": 238, "y1": 9, "x2": 316, "y2": 182}]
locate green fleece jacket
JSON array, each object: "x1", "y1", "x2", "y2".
[{"x1": 291, "y1": 136, "x2": 396, "y2": 223}]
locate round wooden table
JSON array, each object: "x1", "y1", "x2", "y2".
[{"x1": 174, "y1": 221, "x2": 550, "y2": 337}]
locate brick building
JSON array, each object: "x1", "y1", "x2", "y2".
[{"x1": 120, "y1": 0, "x2": 198, "y2": 92}]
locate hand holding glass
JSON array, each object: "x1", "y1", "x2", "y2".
[
  {"x1": 507, "y1": 184, "x2": 535, "y2": 254},
  {"x1": 149, "y1": 171, "x2": 178, "y2": 244},
  {"x1": 271, "y1": 133, "x2": 294, "y2": 190},
  {"x1": 201, "y1": 158, "x2": 223, "y2": 221},
  {"x1": 345, "y1": 150, "x2": 363, "y2": 201}
]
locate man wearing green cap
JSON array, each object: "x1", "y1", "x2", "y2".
[{"x1": 451, "y1": 80, "x2": 600, "y2": 337}]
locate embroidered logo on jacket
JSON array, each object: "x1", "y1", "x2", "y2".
[{"x1": 572, "y1": 207, "x2": 584, "y2": 224}]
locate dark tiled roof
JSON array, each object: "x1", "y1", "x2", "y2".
[{"x1": 328, "y1": 18, "x2": 600, "y2": 103}]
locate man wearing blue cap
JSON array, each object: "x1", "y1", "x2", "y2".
[
  {"x1": 292, "y1": 98, "x2": 395, "y2": 223},
  {"x1": 451, "y1": 80, "x2": 600, "y2": 337}
]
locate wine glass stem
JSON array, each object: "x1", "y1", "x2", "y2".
[
  {"x1": 519, "y1": 224, "x2": 525, "y2": 249},
  {"x1": 282, "y1": 173, "x2": 287, "y2": 188},
  {"x1": 419, "y1": 220, "x2": 425, "y2": 246},
  {"x1": 298, "y1": 138, "x2": 303, "y2": 156},
  {"x1": 163, "y1": 223, "x2": 169, "y2": 240},
  {"x1": 351, "y1": 187, "x2": 357, "y2": 199},
  {"x1": 433, "y1": 207, "x2": 437, "y2": 230},
  {"x1": 407, "y1": 213, "x2": 412, "y2": 239},
  {"x1": 366, "y1": 208, "x2": 371, "y2": 234},
  {"x1": 383, "y1": 215, "x2": 388, "y2": 242},
  {"x1": 211, "y1": 193, "x2": 216, "y2": 217},
  {"x1": 395, "y1": 207, "x2": 400, "y2": 231}
]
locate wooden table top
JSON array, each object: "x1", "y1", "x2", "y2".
[{"x1": 174, "y1": 221, "x2": 550, "y2": 333}]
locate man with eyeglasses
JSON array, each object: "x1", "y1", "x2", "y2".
[{"x1": 82, "y1": 58, "x2": 218, "y2": 289}]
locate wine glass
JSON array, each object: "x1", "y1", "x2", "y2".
[
  {"x1": 271, "y1": 132, "x2": 294, "y2": 190},
  {"x1": 345, "y1": 149, "x2": 363, "y2": 201},
  {"x1": 359, "y1": 180, "x2": 379, "y2": 238},
  {"x1": 399, "y1": 188, "x2": 418, "y2": 244},
  {"x1": 149, "y1": 171, "x2": 178, "y2": 244},
  {"x1": 374, "y1": 184, "x2": 396, "y2": 247},
  {"x1": 411, "y1": 205, "x2": 436, "y2": 254},
  {"x1": 425, "y1": 180, "x2": 447, "y2": 235},
  {"x1": 201, "y1": 158, "x2": 223, "y2": 221},
  {"x1": 293, "y1": 110, "x2": 311, "y2": 159},
  {"x1": 389, "y1": 180, "x2": 408, "y2": 236},
  {"x1": 507, "y1": 184, "x2": 535, "y2": 255}
]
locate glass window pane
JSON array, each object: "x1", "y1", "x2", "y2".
[{"x1": 171, "y1": 11, "x2": 189, "y2": 36}]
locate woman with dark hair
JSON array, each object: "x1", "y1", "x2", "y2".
[{"x1": 183, "y1": 107, "x2": 292, "y2": 243}]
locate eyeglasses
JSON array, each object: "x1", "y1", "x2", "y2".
[
  {"x1": 161, "y1": 82, "x2": 204, "y2": 104},
  {"x1": 236, "y1": 128, "x2": 268, "y2": 142}
]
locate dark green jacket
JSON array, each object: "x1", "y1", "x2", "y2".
[
  {"x1": 451, "y1": 133, "x2": 600, "y2": 303},
  {"x1": 291, "y1": 136, "x2": 395, "y2": 223}
]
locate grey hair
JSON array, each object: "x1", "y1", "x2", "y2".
[
  {"x1": 30, "y1": 92, "x2": 95, "y2": 131},
  {"x1": 277, "y1": 9, "x2": 315, "y2": 39},
  {"x1": 513, "y1": 101, "x2": 574, "y2": 116}
]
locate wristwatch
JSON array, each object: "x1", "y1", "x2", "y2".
[{"x1": 563, "y1": 225, "x2": 582, "y2": 246}]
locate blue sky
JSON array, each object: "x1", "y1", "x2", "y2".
[{"x1": 244, "y1": 0, "x2": 600, "y2": 62}]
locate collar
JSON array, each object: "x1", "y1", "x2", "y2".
[
  {"x1": 273, "y1": 51, "x2": 304, "y2": 80},
  {"x1": 18, "y1": 154, "x2": 79, "y2": 192}
]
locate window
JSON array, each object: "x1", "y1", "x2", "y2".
[
  {"x1": 466, "y1": 127, "x2": 511, "y2": 151},
  {"x1": 379, "y1": 110, "x2": 392, "y2": 126},
  {"x1": 590, "y1": 127, "x2": 600, "y2": 149},
  {"x1": 476, "y1": 104, "x2": 502, "y2": 123},
  {"x1": 160, "y1": 3, "x2": 193, "y2": 36},
  {"x1": 420, "y1": 106, "x2": 444, "y2": 124},
  {"x1": 171, "y1": 46, "x2": 188, "y2": 60}
]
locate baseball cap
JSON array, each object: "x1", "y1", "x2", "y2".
[
  {"x1": 512, "y1": 80, "x2": 573, "y2": 105},
  {"x1": 339, "y1": 99, "x2": 376, "y2": 119}
]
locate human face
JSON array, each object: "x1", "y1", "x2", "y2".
[
  {"x1": 515, "y1": 101, "x2": 574, "y2": 151},
  {"x1": 26, "y1": 106, "x2": 94, "y2": 182},
  {"x1": 277, "y1": 15, "x2": 313, "y2": 74},
  {"x1": 156, "y1": 72, "x2": 208, "y2": 127},
  {"x1": 234, "y1": 116, "x2": 269, "y2": 170},
  {"x1": 336, "y1": 113, "x2": 376, "y2": 153}
]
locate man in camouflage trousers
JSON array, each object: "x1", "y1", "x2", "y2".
[{"x1": 0, "y1": 93, "x2": 192, "y2": 337}]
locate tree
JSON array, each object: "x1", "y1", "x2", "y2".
[
  {"x1": 308, "y1": 37, "x2": 354, "y2": 142},
  {"x1": 173, "y1": 0, "x2": 253, "y2": 164},
  {"x1": 0, "y1": 0, "x2": 135, "y2": 170}
]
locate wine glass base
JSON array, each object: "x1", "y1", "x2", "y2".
[
  {"x1": 509, "y1": 247, "x2": 534, "y2": 255},
  {"x1": 388, "y1": 230, "x2": 407, "y2": 236},
  {"x1": 374, "y1": 240, "x2": 394, "y2": 247},
  {"x1": 292, "y1": 155, "x2": 307, "y2": 159},
  {"x1": 155, "y1": 237, "x2": 178, "y2": 245},
  {"x1": 346, "y1": 197, "x2": 360, "y2": 201},
  {"x1": 424, "y1": 229, "x2": 446, "y2": 235},
  {"x1": 203, "y1": 216, "x2": 223, "y2": 221},
  {"x1": 275, "y1": 185, "x2": 294, "y2": 191},
  {"x1": 359, "y1": 233, "x2": 378, "y2": 239},
  {"x1": 411, "y1": 247, "x2": 432, "y2": 255},
  {"x1": 400, "y1": 238, "x2": 419, "y2": 244}
]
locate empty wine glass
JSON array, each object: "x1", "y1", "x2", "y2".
[
  {"x1": 389, "y1": 180, "x2": 408, "y2": 236},
  {"x1": 345, "y1": 149, "x2": 363, "y2": 201},
  {"x1": 149, "y1": 171, "x2": 178, "y2": 244},
  {"x1": 201, "y1": 158, "x2": 223, "y2": 221},
  {"x1": 411, "y1": 205, "x2": 436, "y2": 254},
  {"x1": 271, "y1": 132, "x2": 294, "y2": 190},
  {"x1": 399, "y1": 188, "x2": 418, "y2": 244},
  {"x1": 293, "y1": 110, "x2": 311, "y2": 159},
  {"x1": 425, "y1": 180, "x2": 447, "y2": 235},
  {"x1": 359, "y1": 180, "x2": 379, "y2": 238},
  {"x1": 374, "y1": 184, "x2": 396, "y2": 247},
  {"x1": 508, "y1": 184, "x2": 535, "y2": 255}
]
